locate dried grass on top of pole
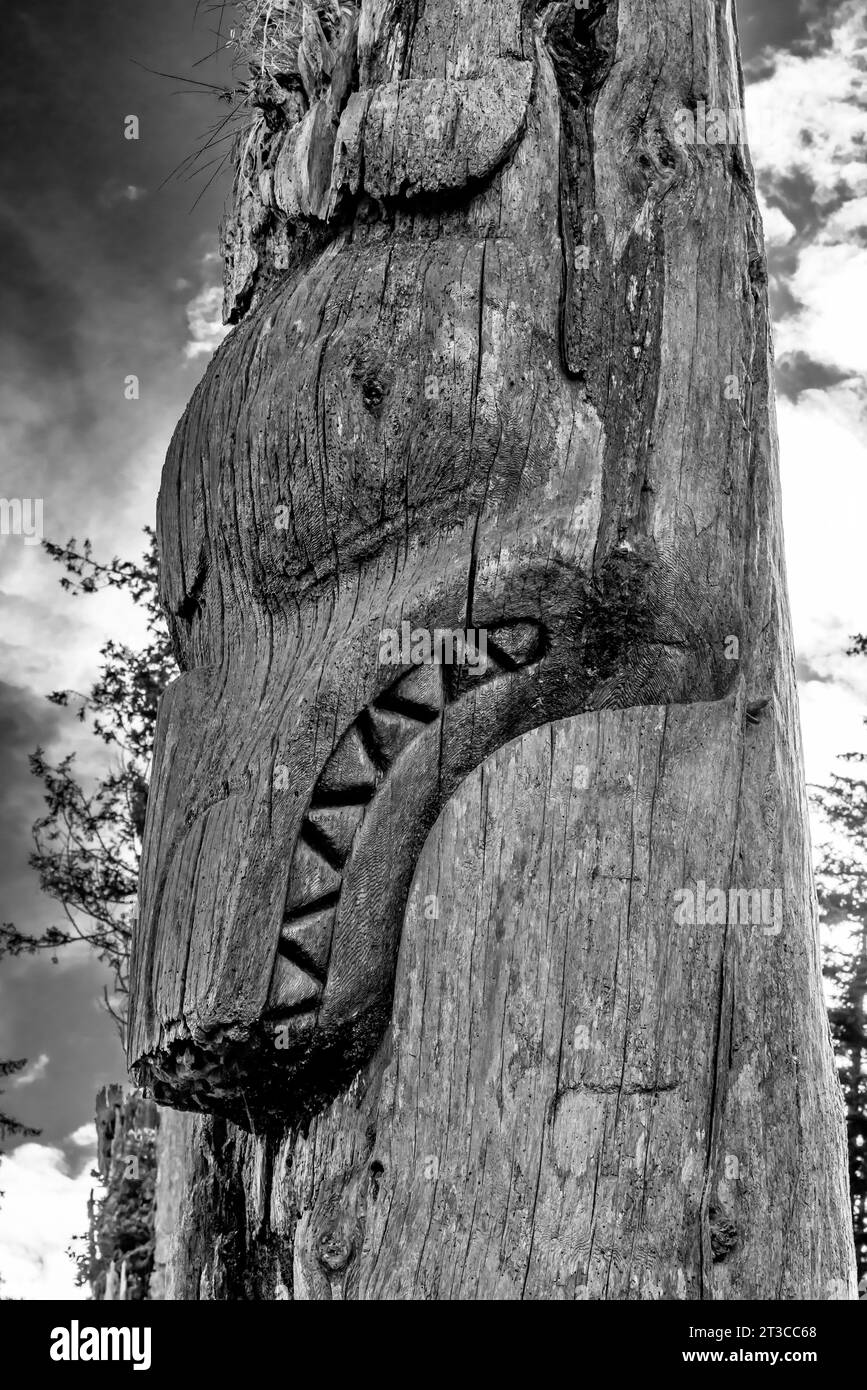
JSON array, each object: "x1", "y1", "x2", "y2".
[{"x1": 232, "y1": 0, "x2": 358, "y2": 102}]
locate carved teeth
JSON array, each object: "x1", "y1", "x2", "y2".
[
  {"x1": 315, "y1": 724, "x2": 379, "y2": 803},
  {"x1": 284, "y1": 836, "x2": 342, "y2": 914},
  {"x1": 279, "y1": 907, "x2": 334, "y2": 983},
  {"x1": 285, "y1": 889, "x2": 341, "y2": 920},
  {"x1": 364, "y1": 706, "x2": 425, "y2": 767},
  {"x1": 270, "y1": 954, "x2": 323, "y2": 1013},
  {"x1": 271, "y1": 620, "x2": 546, "y2": 1017},
  {"x1": 306, "y1": 805, "x2": 366, "y2": 866},
  {"x1": 379, "y1": 664, "x2": 444, "y2": 719}
]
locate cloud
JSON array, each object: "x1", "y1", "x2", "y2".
[
  {"x1": 184, "y1": 283, "x2": 229, "y2": 361},
  {"x1": 746, "y1": 5, "x2": 867, "y2": 211},
  {"x1": 777, "y1": 386, "x2": 867, "y2": 788},
  {"x1": 66, "y1": 1123, "x2": 96, "y2": 1149},
  {"x1": 761, "y1": 200, "x2": 797, "y2": 247},
  {"x1": 11, "y1": 1054, "x2": 49, "y2": 1088},
  {"x1": 822, "y1": 196, "x2": 867, "y2": 242},
  {"x1": 745, "y1": 16, "x2": 867, "y2": 787},
  {"x1": 0, "y1": 678, "x2": 68, "y2": 928},
  {"x1": 0, "y1": 1143, "x2": 98, "y2": 1299},
  {"x1": 0, "y1": 213, "x2": 98, "y2": 481},
  {"x1": 743, "y1": 4, "x2": 865, "y2": 448},
  {"x1": 97, "y1": 182, "x2": 148, "y2": 210},
  {"x1": 741, "y1": 0, "x2": 859, "y2": 76},
  {"x1": 774, "y1": 242, "x2": 867, "y2": 377},
  {"x1": 796, "y1": 656, "x2": 835, "y2": 685},
  {"x1": 780, "y1": 389, "x2": 867, "y2": 651},
  {"x1": 0, "y1": 0, "x2": 234, "y2": 1305},
  {"x1": 775, "y1": 351, "x2": 855, "y2": 402}
]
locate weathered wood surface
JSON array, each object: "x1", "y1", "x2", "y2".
[
  {"x1": 153, "y1": 700, "x2": 854, "y2": 1298},
  {"x1": 89, "y1": 1088, "x2": 158, "y2": 1301},
  {"x1": 133, "y1": 0, "x2": 857, "y2": 1297}
]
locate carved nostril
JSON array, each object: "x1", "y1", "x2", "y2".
[
  {"x1": 316, "y1": 1225, "x2": 354, "y2": 1274},
  {"x1": 351, "y1": 347, "x2": 393, "y2": 417},
  {"x1": 361, "y1": 375, "x2": 386, "y2": 413}
]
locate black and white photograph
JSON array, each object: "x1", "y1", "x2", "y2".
[{"x1": 0, "y1": 0, "x2": 865, "y2": 1342}]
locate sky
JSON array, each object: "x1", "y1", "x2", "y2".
[{"x1": 0, "y1": 0, "x2": 865, "y2": 1297}]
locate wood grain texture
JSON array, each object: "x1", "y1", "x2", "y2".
[
  {"x1": 133, "y1": 0, "x2": 857, "y2": 1297},
  {"x1": 328, "y1": 61, "x2": 534, "y2": 208},
  {"x1": 153, "y1": 701, "x2": 854, "y2": 1298}
]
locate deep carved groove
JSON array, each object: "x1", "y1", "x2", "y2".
[
  {"x1": 267, "y1": 624, "x2": 551, "y2": 1019},
  {"x1": 279, "y1": 937, "x2": 329, "y2": 987},
  {"x1": 284, "y1": 890, "x2": 342, "y2": 924},
  {"x1": 354, "y1": 707, "x2": 391, "y2": 774},
  {"x1": 310, "y1": 785, "x2": 375, "y2": 809},
  {"x1": 299, "y1": 818, "x2": 349, "y2": 874},
  {"x1": 374, "y1": 693, "x2": 441, "y2": 725}
]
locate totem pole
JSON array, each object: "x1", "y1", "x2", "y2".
[{"x1": 130, "y1": 1, "x2": 856, "y2": 1298}]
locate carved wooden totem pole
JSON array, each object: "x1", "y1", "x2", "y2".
[{"x1": 130, "y1": 0, "x2": 857, "y2": 1298}]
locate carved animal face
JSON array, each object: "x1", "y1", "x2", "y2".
[{"x1": 129, "y1": 1, "x2": 745, "y2": 1125}]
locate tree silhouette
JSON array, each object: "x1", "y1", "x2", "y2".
[
  {"x1": 0, "y1": 532, "x2": 176, "y2": 1039},
  {"x1": 0, "y1": 1060, "x2": 41, "y2": 1143}
]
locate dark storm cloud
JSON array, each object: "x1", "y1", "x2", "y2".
[
  {"x1": 0, "y1": 0, "x2": 235, "y2": 532},
  {"x1": 0, "y1": 652, "x2": 130, "y2": 1155},
  {"x1": 765, "y1": 171, "x2": 826, "y2": 238},
  {"x1": 0, "y1": 683, "x2": 125, "y2": 1150},
  {"x1": 796, "y1": 656, "x2": 837, "y2": 685},
  {"x1": 765, "y1": 221, "x2": 807, "y2": 326},
  {"x1": 739, "y1": 0, "x2": 857, "y2": 76},
  {"x1": 775, "y1": 351, "x2": 855, "y2": 402},
  {"x1": 0, "y1": 679, "x2": 59, "y2": 753},
  {"x1": 768, "y1": 277, "x2": 805, "y2": 324},
  {"x1": 0, "y1": 1, "x2": 235, "y2": 226},
  {"x1": 0, "y1": 217, "x2": 87, "y2": 384},
  {"x1": 0, "y1": 212, "x2": 98, "y2": 474},
  {"x1": 764, "y1": 170, "x2": 864, "y2": 248},
  {"x1": 0, "y1": 3, "x2": 238, "y2": 1176},
  {"x1": 762, "y1": 170, "x2": 862, "y2": 333},
  {"x1": 0, "y1": 950, "x2": 124, "y2": 1150},
  {"x1": 0, "y1": 680, "x2": 64, "y2": 927}
]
